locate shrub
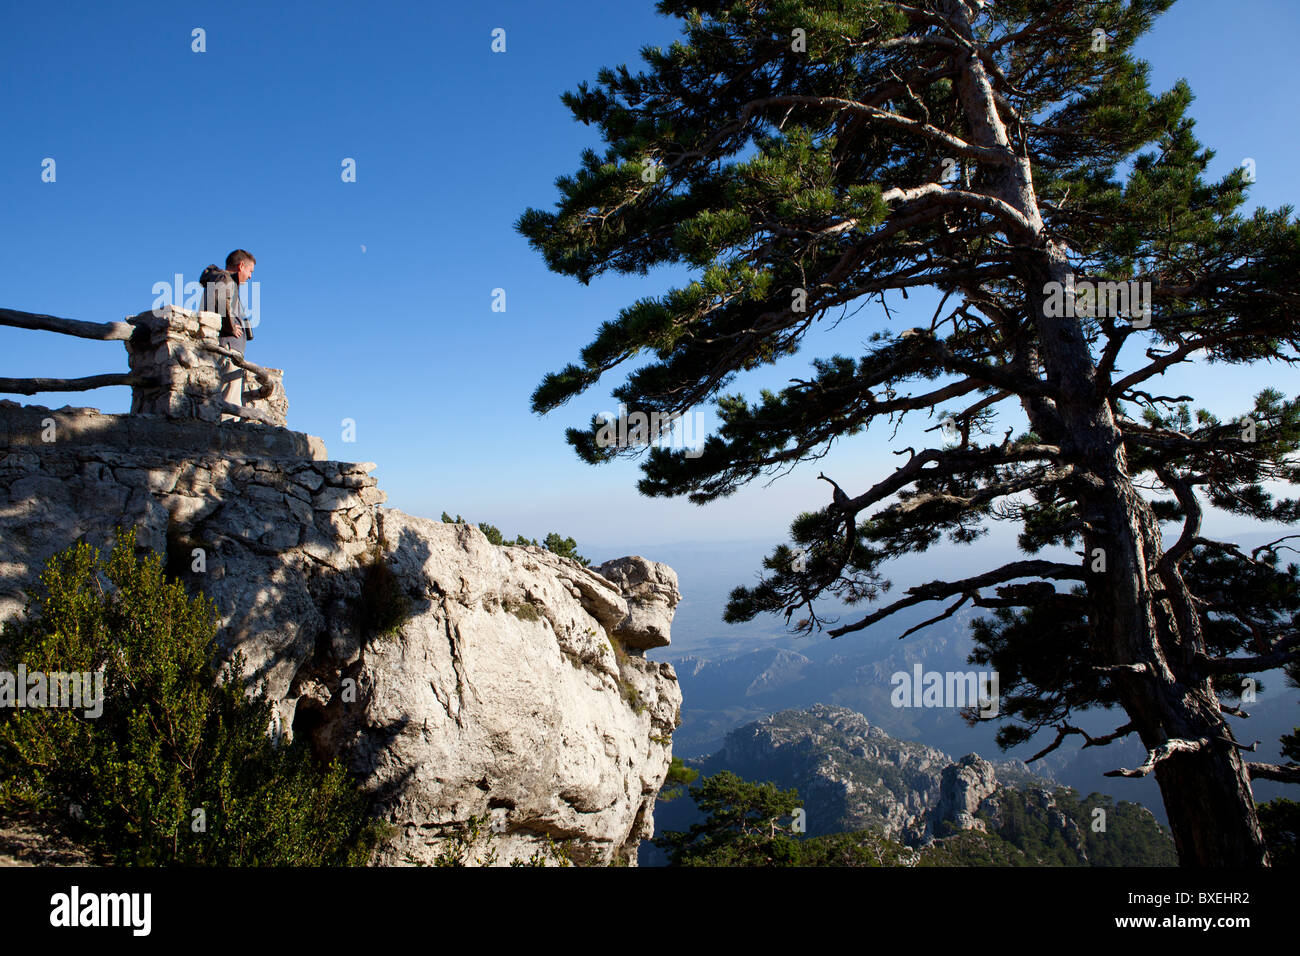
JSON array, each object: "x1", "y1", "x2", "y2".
[
  {"x1": 440, "y1": 513, "x2": 591, "y2": 565},
  {"x1": 0, "y1": 527, "x2": 383, "y2": 865},
  {"x1": 355, "y1": 533, "x2": 410, "y2": 639},
  {"x1": 1259, "y1": 798, "x2": 1300, "y2": 867}
]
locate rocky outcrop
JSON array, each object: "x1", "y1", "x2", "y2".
[
  {"x1": 913, "y1": 754, "x2": 999, "y2": 840},
  {"x1": 670, "y1": 705, "x2": 1172, "y2": 864},
  {"x1": 0, "y1": 400, "x2": 681, "y2": 865},
  {"x1": 310, "y1": 511, "x2": 680, "y2": 865},
  {"x1": 690, "y1": 704, "x2": 955, "y2": 838},
  {"x1": 0, "y1": 402, "x2": 381, "y2": 721},
  {"x1": 674, "y1": 704, "x2": 1045, "y2": 841},
  {"x1": 592, "y1": 556, "x2": 678, "y2": 650}
]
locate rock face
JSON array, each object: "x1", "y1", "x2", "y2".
[
  {"x1": 312, "y1": 512, "x2": 681, "y2": 865},
  {"x1": 0, "y1": 400, "x2": 681, "y2": 865},
  {"x1": 919, "y1": 754, "x2": 1000, "y2": 838},
  {"x1": 690, "y1": 704, "x2": 957, "y2": 838},
  {"x1": 592, "y1": 556, "x2": 678, "y2": 650}
]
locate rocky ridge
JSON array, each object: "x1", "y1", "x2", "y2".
[
  {"x1": 659, "y1": 704, "x2": 1174, "y2": 864},
  {"x1": 0, "y1": 400, "x2": 681, "y2": 865},
  {"x1": 689, "y1": 703, "x2": 1045, "y2": 840}
]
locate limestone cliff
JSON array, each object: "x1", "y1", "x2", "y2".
[{"x1": 0, "y1": 399, "x2": 681, "y2": 865}]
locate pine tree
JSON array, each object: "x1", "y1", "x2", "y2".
[
  {"x1": 653, "y1": 770, "x2": 805, "y2": 865},
  {"x1": 519, "y1": 0, "x2": 1300, "y2": 866}
]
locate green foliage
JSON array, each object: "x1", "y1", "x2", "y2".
[
  {"x1": 355, "y1": 533, "x2": 411, "y2": 640},
  {"x1": 441, "y1": 513, "x2": 591, "y2": 565},
  {"x1": 431, "y1": 814, "x2": 500, "y2": 867},
  {"x1": 477, "y1": 521, "x2": 511, "y2": 547},
  {"x1": 968, "y1": 788, "x2": 1175, "y2": 866},
  {"x1": 658, "y1": 755, "x2": 699, "y2": 802},
  {"x1": 918, "y1": 829, "x2": 1029, "y2": 867},
  {"x1": 656, "y1": 769, "x2": 920, "y2": 866},
  {"x1": 1258, "y1": 798, "x2": 1300, "y2": 867},
  {"x1": 0, "y1": 528, "x2": 382, "y2": 866},
  {"x1": 654, "y1": 770, "x2": 806, "y2": 866},
  {"x1": 503, "y1": 599, "x2": 541, "y2": 623},
  {"x1": 542, "y1": 532, "x2": 588, "y2": 565},
  {"x1": 513, "y1": 834, "x2": 575, "y2": 867},
  {"x1": 1066, "y1": 792, "x2": 1177, "y2": 866},
  {"x1": 795, "y1": 828, "x2": 916, "y2": 866},
  {"x1": 655, "y1": 769, "x2": 1174, "y2": 867}
]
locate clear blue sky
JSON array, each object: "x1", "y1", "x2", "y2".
[{"x1": 2, "y1": 0, "x2": 1297, "y2": 556}]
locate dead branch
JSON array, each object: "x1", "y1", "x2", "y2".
[{"x1": 1028, "y1": 721, "x2": 1137, "y2": 763}]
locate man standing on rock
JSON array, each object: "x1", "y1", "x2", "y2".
[{"x1": 200, "y1": 250, "x2": 256, "y2": 422}]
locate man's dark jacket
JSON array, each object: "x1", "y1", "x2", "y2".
[{"x1": 199, "y1": 264, "x2": 253, "y2": 340}]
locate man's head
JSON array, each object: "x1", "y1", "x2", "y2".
[{"x1": 225, "y1": 249, "x2": 256, "y2": 284}]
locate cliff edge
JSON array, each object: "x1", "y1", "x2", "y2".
[{"x1": 0, "y1": 400, "x2": 681, "y2": 865}]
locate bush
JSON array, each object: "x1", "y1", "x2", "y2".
[
  {"x1": 355, "y1": 533, "x2": 410, "y2": 639},
  {"x1": 0, "y1": 527, "x2": 382, "y2": 865},
  {"x1": 440, "y1": 512, "x2": 591, "y2": 565}
]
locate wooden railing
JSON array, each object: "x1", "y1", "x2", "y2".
[
  {"x1": 0, "y1": 307, "x2": 135, "y2": 341},
  {"x1": 0, "y1": 307, "x2": 155, "y2": 395},
  {"x1": 0, "y1": 306, "x2": 279, "y2": 424}
]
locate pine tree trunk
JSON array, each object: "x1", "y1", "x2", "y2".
[
  {"x1": 935, "y1": 0, "x2": 1271, "y2": 864},
  {"x1": 1025, "y1": 247, "x2": 1270, "y2": 867},
  {"x1": 1082, "y1": 440, "x2": 1268, "y2": 866},
  {"x1": 1152, "y1": 722, "x2": 1268, "y2": 866}
]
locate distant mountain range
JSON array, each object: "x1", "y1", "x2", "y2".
[
  {"x1": 647, "y1": 704, "x2": 1176, "y2": 866},
  {"x1": 658, "y1": 601, "x2": 1299, "y2": 823}
]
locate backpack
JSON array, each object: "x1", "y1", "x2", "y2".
[{"x1": 199, "y1": 264, "x2": 252, "y2": 340}]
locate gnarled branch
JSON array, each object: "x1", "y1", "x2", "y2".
[
  {"x1": 1105, "y1": 737, "x2": 1210, "y2": 778},
  {"x1": 1196, "y1": 635, "x2": 1300, "y2": 676},
  {"x1": 0, "y1": 373, "x2": 154, "y2": 395}
]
